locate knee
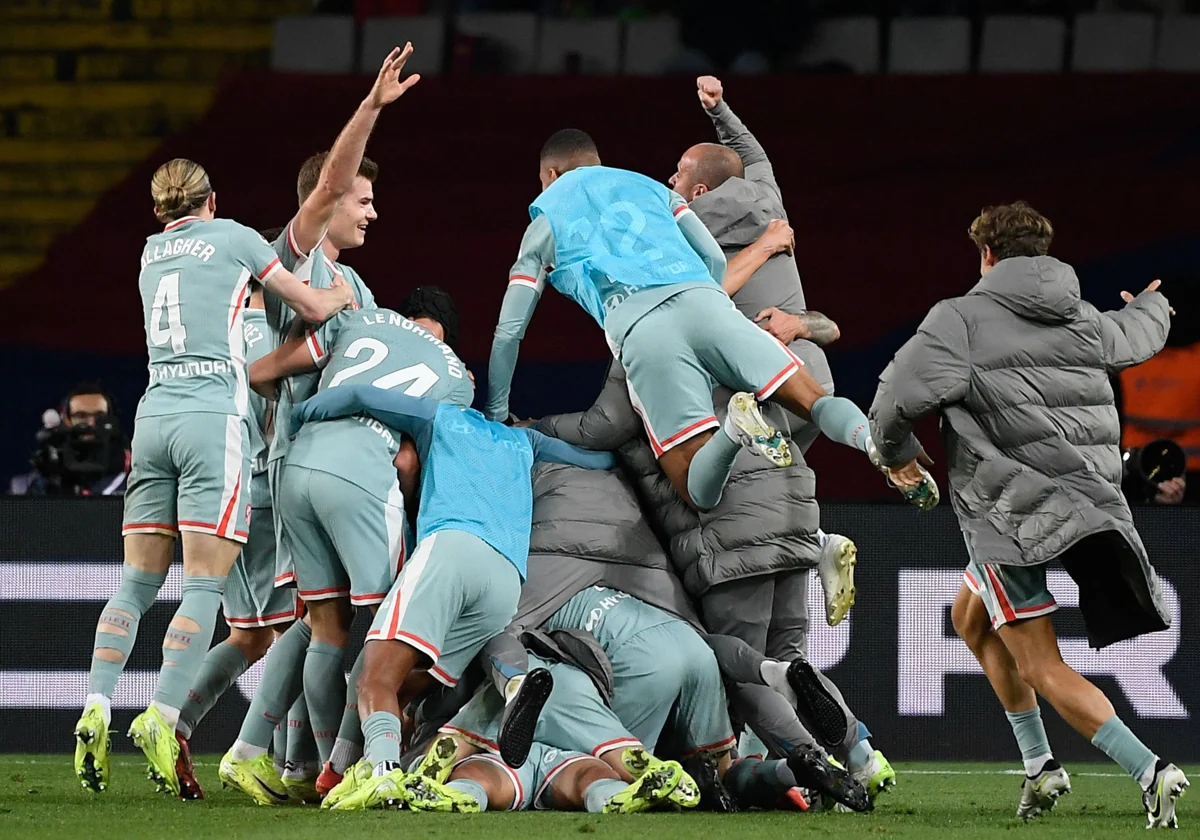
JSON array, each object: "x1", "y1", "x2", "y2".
[{"x1": 229, "y1": 627, "x2": 274, "y2": 663}]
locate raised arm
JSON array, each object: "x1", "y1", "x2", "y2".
[
  {"x1": 1099, "y1": 281, "x2": 1172, "y2": 374},
  {"x1": 698, "y1": 76, "x2": 775, "y2": 189},
  {"x1": 723, "y1": 219, "x2": 793, "y2": 297},
  {"x1": 868, "y1": 301, "x2": 970, "y2": 468},
  {"x1": 674, "y1": 200, "x2": 727, "y2": 283},
  {"x1": 289, "y1": 44, "x2": 420, "y2": 255},
  {"x1": 485, "y1": 215, "x2": 554, "y2": 421},
  {"x1": 537, "y1": 359, "x2": 641, "y2": 450},
  {"x1": 526, "y1": 428, "x2": 617, "y2": 470}
]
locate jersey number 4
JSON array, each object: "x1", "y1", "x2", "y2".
[
  {"x1": 327, "y1": 337, "x2": 440, "y2": 396},
  {"x1": 149, "y1": 272, "x2": 188, "y2": 354}
]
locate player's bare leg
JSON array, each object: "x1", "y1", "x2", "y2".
[
  {"x1": 324, "y1": 639, "x2": 432, "y2": 810},
  {"x1": 997, "y1": 614, "x2": 1188, "y2": 826},
  {"x1": 952, "y1": 584, "x2": 1069, "y2": 818},
  {"x1": 76, "y1": 533, "x2": 174, "y2": 792}
]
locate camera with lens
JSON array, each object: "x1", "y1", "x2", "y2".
[
  {"x1": 1121, "y1": 438, "x2": 1186, "y2": 503},
  {"x1": 31, "y1": 412, "x2": 127, "y2": 495}
]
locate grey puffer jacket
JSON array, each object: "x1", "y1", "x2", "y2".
[
  {"x1": 869, "y1": 256, "x2": 1172, "y2": 647},
  {"x1": 512, "y1": 461, "x2": 702, "y2": 631},
  {"x1": 540, "y1": 361, "x2": 821, "y2": 598},
  {"x1": 689, "y1": 99, "x2": 833, "y2": 452}
]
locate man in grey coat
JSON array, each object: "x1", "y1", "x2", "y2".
[{"x1": 869, "y1": 201, "x2": 1187, "y2": 828}]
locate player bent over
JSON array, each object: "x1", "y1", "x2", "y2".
[
  {"x1": 870, "y1": 202, "x2": 1187, "y2": 828},
  {"x1": 73, "y1": 159, "x2": 352, "y2": 797},
  {"x1": 289, "y1": 385, "x2": 614, "y2": 806}
]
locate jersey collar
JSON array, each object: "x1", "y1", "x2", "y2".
[{"x1": 163, "y1": 215, "x2": 203, "y2": 232}]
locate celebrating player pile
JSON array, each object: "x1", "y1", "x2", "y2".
[{"x1": 73, "y1": 59, "x2": 1186, "y2": 830}]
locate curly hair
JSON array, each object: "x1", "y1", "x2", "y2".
[{"x1": 968, "y1": 202, "x2": 1053, "y2": 261}]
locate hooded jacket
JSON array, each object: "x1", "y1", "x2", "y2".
[{"x1": 869, "y1": 256, "x2": 1173, "y2": 647}]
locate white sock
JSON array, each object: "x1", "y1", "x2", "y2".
[
  {"x1": 330, "y1": 738, "x2": 362, "y2": 774},
  {"x1": 176, "y1": 719, "x2": 194, "y2": 740},
  {"x1": 504, "y1": 675, "x2": 525, "y2": 704},
  {"x1": 373, "y1": 760, "x2": 399, "y2": 778},
  {"x1": 815, "y1": 529, "x2": 829, "y2": 548},
  {"x1": 284, "y1": 760, "x2": 317, "y2": 781},
  {"x1": 1024, "y1": 753, "x2": 1054, "y2": 778},
  {"x1": 232, "y1": 739, "x2": 268, "y2": 761},
  {"x1": 85, "y1": 693, "x2": 112, "y2": 726},
  {"x1": 722, "y1": 411, "x2": 741, "y2": 443},
  {"x1": 152, "y1": 701, "x2": 181, "y2": 729},
  {"x1": 759, "y1": 660, "x2": 798, "y2": 706},
  {"x1": 1138, "y1": 760, "x2": 1158, "y2": 790}
]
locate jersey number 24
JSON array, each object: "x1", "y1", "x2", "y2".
[{"x1": 327, "y1": 337, "x2": 440, "y2": 396}]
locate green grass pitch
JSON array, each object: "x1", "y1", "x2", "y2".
[{"x1": 0, "y1": 756, "x2": 1192, "y2": 839}]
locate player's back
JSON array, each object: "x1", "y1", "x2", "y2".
[
  {"x1": 136, "y1": 217, "x2": 267, "y2": 420},
  {"x1": 287, "y1": 308, "x2": 473, "y2": 501},
  {"x1": 530, "y1": 165, "x2": 714, "y2": 324},
  {"x1": 415, "y1": 405, "x2": 534, "y2": 579}
]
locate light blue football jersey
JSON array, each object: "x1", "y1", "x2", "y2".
[
  {"x1": 413, "y1": 405, "x2": 536, "y2": 580},
  {"x1": 544, "y1": 586, "x2": 675, "y2": 652},
  {"x1": 285, "y1": 308, "x2": 474, "y2": 502},
  {"x1": 529, "y1": 165, "x2": 716, "y2": 330},
  {"x1": 264, "y1": 221, "x2": 375, "y2": 468},
  {"x1": 136, "y1": 216, "x2": 281, "y2": 420}
]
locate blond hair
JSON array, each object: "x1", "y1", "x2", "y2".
[{"x1": 151, "y1": 158, "x2": 212, "y2": 223}]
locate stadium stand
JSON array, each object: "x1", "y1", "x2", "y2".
[{"x1": 0, "y1": 0, "x2": 309, "y2": 289}]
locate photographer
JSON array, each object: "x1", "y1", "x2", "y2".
[{"x1": 9, "y1": 383, "x2": 130, "y2": 496}]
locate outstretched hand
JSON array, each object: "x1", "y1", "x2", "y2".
[
  {"x1": 1121, "y1": 279, "x2": 1175, "y2": 315},
  {"x1": 366, "y1": 42, "x2": 420, "y2": 109},
  {"x1": 697, "y1": 75, "x2": 723, "y2": 110}
]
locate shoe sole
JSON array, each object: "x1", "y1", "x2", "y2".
[
  {"x1": 74, "y1": 727, "x2": 108, "y2": 793},
  {"x1": 498, "y1": 667, "x2": 554, "y2": 768},
  {"x1": 786, "y1": 750, "x2": 870, "y2": 813},
  {"x1": 729, "y1": 393, "x2": 792, "y2": 468},
  {"x1": 607, "y1": 765, "x2": 682, "y2": 814},
  {"x1": 786, "y1": 660, "x2": 850, "y2": 751},
  {"x1": 415, "y1": 735, "x2": 459, "y2": 784},
  {"x1": 823, "y1": 540, "x2": 857, "y2": 627},
  {"x1": 1149, "y1": 771, "x2": 1189, "y2": 828}
]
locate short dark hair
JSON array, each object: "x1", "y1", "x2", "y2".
[
  {"x1": 258, "y1": 226, "x2": 284, "y2": 243},
  {"x1": 540, "y1": 129, "x2": 598, "y2": 164},
  {"x1": 968, "y1": 202, "x2": 1054, "y2": 260},
  {"x1": 691, "y1": 144, "x2": 744, "y2": 192},
  {"x1": 65, "y1": 383, "x2": 112, "y2": 416},
  {"x1": 400, "y1": 286, "x2": 461, "y2": 349},
  {"x1": 297, "y1": 152, "x2": 379, "y2": 204}
]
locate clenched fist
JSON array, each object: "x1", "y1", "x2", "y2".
[{"x1": 697, "y1": 76, "x2": 723, "y2": 111}]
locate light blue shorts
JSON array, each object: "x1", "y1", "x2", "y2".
[
  {"x1": 964, "y1": 560, "x2": 1058, "y2": 629},
  {"x1": 453, "y1": 743, "x2": 592, "y2": 811},
  {"x1": 442, "y1": 653, "x2": 639, "y2": 759},
  {"x1": 367, "y1": 529, "x2": 521, "y2": 687},
  {"x1": 123, "y1": 413, "x2": 251, "y2": 542},
  {"x1": 620, "y1": 287, "x2": 801, "y2": 456},
  {"x1": 223, "y1": 504, "x2": 299, "y2": 628}
]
